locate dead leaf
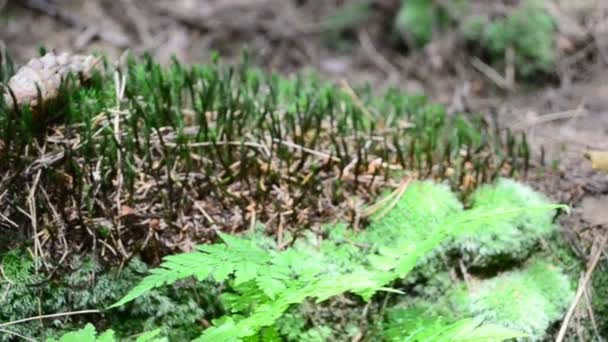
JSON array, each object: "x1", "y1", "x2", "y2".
[
  {"x1": 584, "y1": 150, "x2": 608, "y2": 172},
  {"x1": 3, "y1": 51, "x2": 101, "y2": 109},
  {"x1": 119, "y1": 205, "x2": 137, "y2": 218}
]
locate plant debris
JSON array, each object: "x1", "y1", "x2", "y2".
[{"x1": 2, "y1": 51, "x2": 101, "y2": 109}]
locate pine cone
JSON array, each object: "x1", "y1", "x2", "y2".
[{"x1": 2, "y1": 52, "x2": 101, "y2": 109}]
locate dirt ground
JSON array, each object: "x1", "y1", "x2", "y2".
[{"x1": 2, "y1": 0, "x2": 608, "y2": 336}]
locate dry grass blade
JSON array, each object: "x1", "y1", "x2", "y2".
[
  {"x1": 0, "y1": 328, "x2": 37, "y2": 342},
  {"x1": 471, "y1": 57, "x2": 514, "y2": 91},
  {"x1": 510, "y1": 108, "x2": 587, "y2": 131},
  {"x1": 0, "y1": 309, "x2": 101, "y2": 329}
]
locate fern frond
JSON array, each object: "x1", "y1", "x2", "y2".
[
  {"x1": 50, "y1": 324, "x2": 165, "y2": 342},
  {"x1": 195, "y1": 205, "x2": 565, "y2": 340},
  {"x1": 110, "y1": 234, "x2": 274, "y2": 308},
  {"x1": 47, "y1": 324, "x2": 115, "y2": 342},
  {"x1": 383, "y1": 309, "x2": 527, "y2": 342}
]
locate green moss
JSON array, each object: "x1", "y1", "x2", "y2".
[
  {"x1": 395, "y1": 0, "x2": 468, "y2": 47},
  {"x1": 462, "y1": 0, "x2": 556, "y2": 77},
  {"x1": 593, "y1": 270, "x2": 608, "y2": 335},
  {"x1": 1, "y1": 54, "x2": 525, "y2": 258},
  {"x1": 454, "y1": 178, "x2": 556, "y2": 267},
  {"x1": 366, "y1": 181, "x2": 463, "y2": 247},
  {"x1": 448, "y1": 260, "x2": 574, "y2": 340},
  {"x1": 0, "y1": 252, "x2": 223, "y2": 341}
]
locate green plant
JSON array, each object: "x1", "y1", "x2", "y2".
[
  {"x1": 393, "y1": 0, "x2": 557, "y2": 77},
  {"x1": 48, "y1": 324, "x2": 117, "y2": 342},
  {"x1": 395, "y1": 0, "x2": 468, "y2": 46},
  {"x1": 48, "y1": 324, "x2": 165, "y2": 342},
  {"x1": 0, "y1": 251, "x2": 47, "y2": 341},
  {"x1": 461, "y1": 0, "x2": 556, "y2": 77}
]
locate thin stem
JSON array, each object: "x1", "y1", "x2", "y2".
[{"x1": 0, "y1": 309, "x2": 101, "y2": 329}]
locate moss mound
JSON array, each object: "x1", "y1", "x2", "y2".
[
  {"x1": 448, "y1": 260, "x2": 574, "y2": 340},
  {"x1": 454, "y1": 178, "x2": 556, "y2": 268},
  {"x1": 0, "y1": 54, "x2": 529, "y2": 264}
]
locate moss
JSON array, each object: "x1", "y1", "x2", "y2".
[
  {"x1": 448, "y1": 260, "x2": 574, "y2": 340},
  {"x1": 365, "y1": 181, "x2": 463, "y2": 247},
  {"x1": 1, "y1": 54, "x2": 525, "y2": 260},
  {"x1": 593, "y1": 270, "x2": 608, "y2": 335},
  {"x1": 461, "y1": 0, "x2": 556, "y2": 77},
  {"x1": 0, "y1": 251, "x2": 223, "y2": 341},
  {"x1": 453, "y1": 178, "x2": 556, "y2": 268},
  {"x1": 395, "y1": 0, "x2": 468, "y2": 47}
]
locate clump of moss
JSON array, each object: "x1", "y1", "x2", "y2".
[
  {"x1": 393, "y1": 0, "x2": 556, "y2": 78},
  {"x1": 365, "y1": 181, "x2": 463, "y2": 248},
  {"x1": 454, "y1": 178, "x2": 556, "y2": 268},
  {"x1": 0, "y1": 54, "x2": 526, "y2": 263},
  {"x1": 0, "y1": 251, "x2": 223, "y2": 341},
  {"x1": 363, "y1": 181, "x2": 463, "y2": 285},
  {"x1": 462, "y1": 0, "x2": 556, "y2": 77},
  {"x1": 448, "y1": 260, "x2": 574, "y2": 340},
  {"x1": 394, "y1": 0, "x2": 468, "y2": 47}
]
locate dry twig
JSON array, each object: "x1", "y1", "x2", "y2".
[{"x1": 556, "y1": 232, "x2": 608, "y2": 342}]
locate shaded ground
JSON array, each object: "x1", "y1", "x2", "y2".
[{"x1": 1, "y1": 0, "x2": 608, "y2": 338}]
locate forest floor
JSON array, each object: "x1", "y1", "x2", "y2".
[{"x1": 2, "y1": 0, "x2": 608, "y2": 338}]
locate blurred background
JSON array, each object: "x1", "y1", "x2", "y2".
[{"x1": 1, "y1": 1, "x2": 605, "y2": 100}]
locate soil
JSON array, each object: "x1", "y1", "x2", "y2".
[{"x1": 1, "y1": 0, "x2": 607, "y2": 338}]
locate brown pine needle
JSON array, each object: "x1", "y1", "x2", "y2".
[{"x1": 365, "y1": 177, "x2": 412, "y2": 219}]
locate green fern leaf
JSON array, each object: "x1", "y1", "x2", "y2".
[
  {"x1": 196, "y1": 317, "x2": 239, "y2": 342},
  {"x1": 134, "y1": 329, "x2": 165, "y2": 342},
  {"x1": 256, "y1": 276, "x2": 287, "y2": 300},
  {"x1": 109, "y1": 233, "x2": 272, "y2": 309},
  {"x1": 48, "y1": 324, "x2": 97, "y2": 342},
  {"x1": 234, "y1": 262, "x2": 258, "y2": 286},
  {"x1": 48, "y1": 324, "x2": 117, "y2": 342}
]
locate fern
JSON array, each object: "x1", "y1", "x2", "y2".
[
  {"x1": 49, "y1": 324, "x2": 165, "y2": 342},
  {"x1": 48, "y1": 324, "x2": 116, "y2": 342}
]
